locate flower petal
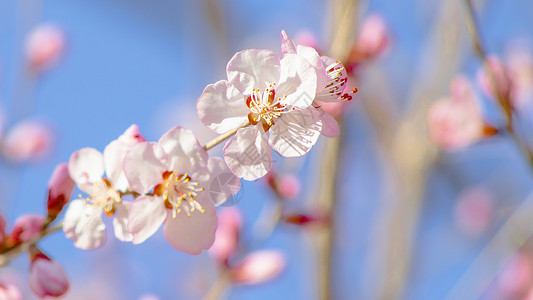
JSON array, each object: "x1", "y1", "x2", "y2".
[
  {"x1": 297, "y1": 45, "x2": 329, "y2": 92},
  {"x1": 223, "y1": 127, "x2": 272, "y2": 181},
  {"x1": 113, "y1": 202, "x2": 133, "y2": 242},
  {"x1": 68, "y1": 148, "x2": 104, "y2": 191},
  {"x1": 123, "y1": 142, "x2": 167, "y2": 194},
  {"x1": 128, "y1": 195, "x2": 167, "y2": 244},
  {"x1": 276, "y1": 54, "x2": 317, "y2": 109},
  {"x1": 269, "y1": 107, "x2": 322, "y2": 157},
  {"x1": 158, "y1": 126, "x2": 208, "y2": 174},
  {"x1": 163, "y1": 194, "x2": 217, "y2": 255},
  {"x1": 203, "y1": 157, "x2": 241, "y2": 206},
  {"x1": 318, "y1": 109, "x2": 340, "y2": 137},
  {"x1": 227, "y1": 49, "x2": 281, "y2": 94},
  {"x1": 103, "y1": 140, "x2": 131, "y2": 192},
  {"x1": 197, "y1": 80, "x2": 249, "y2": 134},
  {"x1": 280, "y1": 30, "x2": 297, "y2": 56},
  {"x1": 63, "y1": 199, "x2": 106, "y2": 250}
]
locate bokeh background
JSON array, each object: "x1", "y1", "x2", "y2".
[{"x1": 1, "y1": 0, "x2": 533, "y2": 299}]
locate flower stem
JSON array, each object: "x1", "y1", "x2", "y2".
[{"x1": 203, "y1": 120, "x2": 250, "y2": 151}]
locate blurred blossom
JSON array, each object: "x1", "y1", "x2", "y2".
[
  {"x1": 47, "y1": 162, "x2": 75, "y2": 223},
  {"x1": 0, "y1": 283, "x2": 22, "y2": 300},
  {"x1": 29, "y1": 250, "x2": 70, "y2": 298},
  {"x1": 498, "y1": 252, "x2": 533, "y2": 299},
  {"x1": 25, "y1": 24, "x2": 65, "y2": 72},
  {"x1": 230, "y1": 250, "x2": 286, "y2": 285},
  {"x1": 347, "y1": 13, "x2": 390, "y2": 72},
  {"x1": 453, "y1": 187, "x2": 493, "y2": 236},
  {"x1": 1, "y1": 119, "x2": 55, "y2": 163},
  {"x1": 293, "y1": 30, "x2": 320, "y2": 51},
  {"x1": 319, "y1": 101, "x2": 348, "y2": 119},
  {"x1": 506, "y1": 41, "x2": 533, "y2": 107},
  {"x1": 476, "y1": 55, "x2": 513, "y2": 103},
  {"x1": 138, "y1": 294, "x2": 160, "y2": 300},
  {"x1": 209, "y1": 207, "x2": 242, "y2": 263},
  {"x1": 427, "y1": 75, "x2": 496, "y2": 149},
  {"x1": 9, "y1": 214, "x2": 44, "y2": 245},
  {"x1": 265, "y1": 171, "x2": 300, "y2": 199}
]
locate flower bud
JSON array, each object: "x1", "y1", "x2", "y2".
[
  {"x1": 347, "y1": 13, "x2": 390, "y2": 73},
  {"x1": 230, "y1": 250, "x2": 286, "y2": 285},
  {"x1": 0, "y1": 283, "x2": 22, "y2": 300},
  {"x1": 46, "y1": 163, "x2": 75, "y2": 223},
  {"x1": 25, "y1": 24, "x2": 65, "y2": 72},
  {"x1": 209, "y1": 208, "x2": 242, "y2": 263},
  {"x1": 9, "y1": 214, "x2": 44, "y2": 245},
  {"x1": 2, "y1": 120, "x2": 54, "y2": 163},
  {"x1": 477, "y1": 55, "x2": 513, "y2": 103},
  {"x1": 29, "y1": 250, "x2": 69, "y2": 298},
  {"x1": 265, "y1": 171, "x2": 300, "y2": 199}
]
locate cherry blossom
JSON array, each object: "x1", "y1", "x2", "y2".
[
  {"x1": 124, "y1": 126, "x2": 240, "y2": 254},
  {"x1": 29, "y1": 250, "x2": 69, "y2": 298},
  {"x1": 63, "y1": 125, "x2": 145, "y2": 249},
  {"x1": 197, "y1": 48, "x2": 323, "y2": 180}
]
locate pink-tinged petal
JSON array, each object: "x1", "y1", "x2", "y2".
[
  {"x1": 47, "y1": 163, "x2": 75, "y2": 221},
  {"x1": 113, "y1": 202, "x2": 133, "y2": 242},
  {"x1": 227, "y1": 49, "x2": 281, "y2": 94},
  {"x1": 68, "y1": 148, "x2": 104, "y2": 191},
  {"x1": 163, "y1": 194, "x2": 217, "y2": 255},
  {"x1": 316, "y1": 57, "x2": 350, "y2": 103},
  {"x1": 223, "y1": 127, "x2": 272, "y2": 181},
  {"x1": 128, "y1": 195, "x2": 166, "y2": 244},
  {"x1": 318, "y1": 109, "x2": 340, "y2": 137},
  {"x1": 25, "y1": 24, "x2": 65, "y2": 71},
  {"x1": 204, "y1": 157, "x2": 241, "y2": 206},
  {"x1": 118, "y1": 124, "x2": 146, "y2": 145},
  {"x1": 123, "y1": 142, "x2": 167, "y2": 195},
  {"x1": 29, "y1": 254, "x2": 69, "y2": 298},
  {"x1": 197, "y1": 80, "x2": 249, "y2": 134},
  {"x1": 0, "y1": 283, "x2": 22, "y2": 300},
  {"x1": 476, "y1": 55, "x2": 512, "y2": 101},
  {"x1": 231, "y1": 250, "x2": 286, "y2": 285},
  {"x1": 269, "y1": 107, "x2": 322, "y2": 157},
  {"x1": 277, "y1": 54, "x2": 317, "y2": 108},
  {"x1": 2, "y1": 119, "x2": 54, "y2": 162},
  {"x1": 62, "y1": 199, "x2": 106, "y2": 250},
  {"x1": 280, "y1": 30, "x2": 297, "y2": 56},
  {"x1": 10, "y1": 214, "x2": 44, "y2": 244},
  {"x1": 209, "y1": 207, "x2": 242, "y2": 262},
  {"x1": 158, "y1": 126, "x2": 208, "y2": 174},
  {"x1": 103, "y1": 139, "x2": 131, "y2": 192},
  {"x1": 296, "y1": 45, "x2": 328, "y2": 88}
]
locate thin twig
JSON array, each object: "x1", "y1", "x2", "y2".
[{"x1": 203, "y1": 121, "x2": 250, "y2": 151}]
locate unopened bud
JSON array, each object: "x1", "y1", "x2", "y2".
[
  {"x1": 46, "y1": 163, "x2": 75, "y2": 224},
  {"x1": 2, "y1": 119, "x2": 54, "y2": 163},
  {"x1": 29, "y1": 249, "x2": 70, "y2": 298},
  {"x1": 25, "y1": 24, "x2": 65, "y2": 72},
  {"x1": 230, "y1": 250, "x2": 286, "y2": 285}
]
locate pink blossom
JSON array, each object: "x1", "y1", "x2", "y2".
[
  {"x1": 505, "y1": 41, "x2": 533, "y2": 107},
  {"x1": 453, "y1": 187, "x2": 493, "y2": 236},
  {"x1": 29, "y1": 252, "x2": 69, "y2": 298},
  {"x1": 10, "y1": 214, "x2": 44, "y2": 244},
  {"x1": 209, "y1": 207, "x2": 242, "y2": 263},
  {"x1": 498, "y1": 253, "x2": 533, "y2": 299},
  {"x1": 427, "y1": 76, "x2": 494, "y2": 149},
  {"x1": 47, "y1": 162, "x2": 75, "y2": 222},
  {"x1": 25, "y1": 24, "x2": 65, "y2": 71},
  {"x1": 1, "y1": 119, "x2": 54, "y2": 162},
  {"x1": 353, "y1": 14, "x2": 389, "y2": 59},
  {"x1": 0, "y1": 283, "x2": 22, "y2": 300},
  {"x1": 124, "y1": 126, "x2": 240, "y2": 254},
  {"x1": 197, "y1": 49, "x2": 323, "y2": 180},
  {"x1": 63, "y1": 125, "x2": 145, "y2": 249},
  {"x1": 265, "y1": 171, "x2": 300, "y2": 199},
  {"x1": 230, "y1": 250, "x2": 286, "y2": 285},
  {"x1": 476, "y1": 55, "x2": 512, "y2": 102}
]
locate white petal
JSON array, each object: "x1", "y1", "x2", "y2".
[
  {"x1": 204, "y1": 157, "x2": 241, "y2": 206},
  {"x1": 163, "y1": 194, "x2": 217, "y2": 255},
  {"x1": 128, "y1": 195, "x2": 167, "y2": 244},
  {"x1": 223, "y1": 127, "x2": 272, "y2": 181},
  {"x1": 297, "y1": 45, "x2": 329, "y2": 93},
  {"x1": 276, "y1": 54, "x2": 317, "y2": 109},
  {"x1": 197, "y1": 80, "x2": 249, "y2": 134},
  {"x1": 123, "y1": 142, "x2": 167, "y2": 194},
  {"x1": 63, "y1": 199, "x2": 106, "y2": 250},
  {"x1": 269, "y1": 107, "x2": 322, "y2": 157},
  {"x1": 227, "y1": 49, "x2": 281, "y2": 94},
  {"x1": 158, "y1": 126, "x2": 208, "y2": 174},
  {"x1": 318, "y1": 110, "x2": 340, "y2": 137},
  {"x1": 103, "y1": 140, "x2": 130, "y2": 192},
  {"x1": 68, "y1": 148, "x2": 104, "y2": 191},
  {"x1": 280, "y1": 30, "x2": 297, "y2": 56},
  {"x1": 113, "y1": 202, "x2": 133, "y2": 242}
]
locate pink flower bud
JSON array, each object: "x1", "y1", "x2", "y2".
[
  {"x1": 277, "y1": 175, "x2": 300, "y2": 199},
  {"x1": 47, "y1": 163, "x2": 75, "y2": 222},
  {"x1": 355, "y1": 14, "x2": 389, "y2": 58},
  {"x1": 0, "y1": 283, "x2": 22, "y2": 300},
  {"x1": 209, "y1": 208, "x2": 242, "y2": 263},
  {"x1": 230, "y1": 250, "x2": 286, "y2": 285},
  {"x1": 2, "y1": 120, "x2": 54, "y2": 163},
  {"x1": 25, "y1": 24, "x2": 65, "y2": 72},
  {"x1": 29, "y1": 252, "x2": 70, "y2": 298},
  {"x1": 10, "y1": 214, "x2": 44, "y2": 244},
  {"x1": 454, "y1": 187, "x2": 493, "y2": 236},
  {"x1": 477, "y1": 55, "x2": 512, "y2": 102},
  {"x1": 498, "y1": 253, "x2": 533, "y2": 299},
  {"x1": 118, "y1": 124, "x2": 146, "y2": 145}
]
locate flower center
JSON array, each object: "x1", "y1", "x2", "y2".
[
  {"x1": 246, "y1": 83, "x2": 289, "y2": 132},
  {"x1": 82, "y1": 178, "x2": 121, "y2": 217},
  {"x1": 155, "y1": 171, "x2": 205, "y2": 218}
]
